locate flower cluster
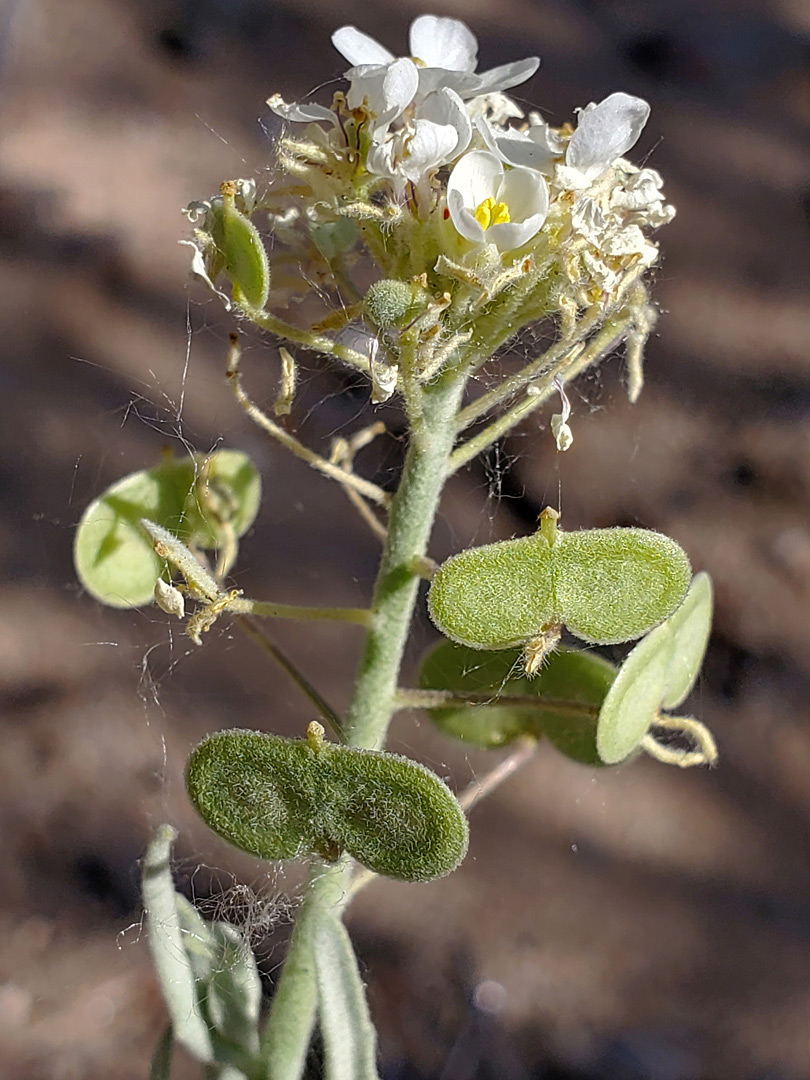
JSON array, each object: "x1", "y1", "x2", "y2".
[{"x1": 185, "y1": 14, "x2": 674, "y2": 401}]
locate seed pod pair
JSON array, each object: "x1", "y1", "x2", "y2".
[{"x1": 186, "y1": 727, "x2": 469, "y2": 883}]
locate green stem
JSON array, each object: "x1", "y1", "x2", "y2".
[
  {"x1": 236, "y1": 616, "x2": 344, "y2": 739},
  {"x1": 393, "y1": 688, "x2": 599, "y2": 718},
  {"x1": 258, "y1": 371, "x2": 468, "y2": 1079},
  {"x1": 231, "y1": 599, "x2": 373, "y2": 628}
]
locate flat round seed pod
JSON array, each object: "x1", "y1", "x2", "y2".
[
  {"x1": 181, "y1": 449, "x2": 262, "y2": 550},
  {"x1": 660, "y1": 572, "x2": 713, "y2": 709},
  {"x1": 427, "y1": 535, "x2": 555, "y2": 649},
  {"x1": 419, "y1": 640, "x2": 615, "y2": 764},
  {"x1": 323, "y1": 749, "x2": 469, "y2": 882},
  {"x1": 596, "y1": 621, "x2": 674, "y2": 764},
  {"x1": 533, "y1": 648, "x2": 617, "y2": 765},
  {"x1": 187, "y1": 730, "x2": 469, "y2": 882},
  {"x1": 186, "y1": 730, "x2": 325, "y2": 862},
  {"x1": 554, "y1": 528, "x2": 691, "y2": 645},
  {"x1": 74, "y1": 450, "x2": 261, "y2": 608},
  {"x1": 74, "y1": 458, "x2": 195, "y2": 608}
]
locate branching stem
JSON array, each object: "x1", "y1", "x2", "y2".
[{"x1": 226, "y1": 335, "x2": 391, "y2": 509}]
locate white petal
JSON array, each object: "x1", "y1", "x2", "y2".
[
  {"x1": 332, "y1": 25, "x2": 394, "y2": 66},
  {"x1": 380, "y1": 57, "x2": 420, "y2": 121},
  {"x1": 461, "y1": 56, "x2": 540, "y2": 98},
  {"x1": 402, "y1": 120, "x2": 459, "y2": 178},
  {"x1": 476, "y1": 116, "x2": 557, "y2": 171},
  {"x1": 496, "y1": 165, "x2": 549, "y2": 221},
  {"x1": 447, "y1": 150, "x2": 503, "y2": 208},
  {"x1": 347, "y1": 58, "x2": 418, "y2": 131},
  {"x1": 409, "y1": 15, "x2": 478, "y2": 72},
  {"x1": 267, "y1": 94, "x2": 337, "y2": 127},
  {"x1": 487, "y1": 165, "x2": 549, "y2": 250},
  {"x1": 418, "y1": 88, "x2": 472, "y2": 157},
  {"x1": 466, "y1": 91, "x2": 525, "y2": 124},
  {"x1": 448, "y1": 189, "x2": 486, "y2": 244},
  {"x1": 566, "y1": 92, "x2": 650, "y2": 179}
]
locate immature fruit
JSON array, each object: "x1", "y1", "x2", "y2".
[
  {"x1": 428, "y1": 512, "x2": 691, "y2": 650},
  {"x1": 214, "y1": 182, "x2": 270, "y2": 310},
  {"x1": 74, "y1": 449, "x2": 260, "y2": 607},
  {"x1": 186, "y1": 729, "x2": 469, "y2": 883},
  {"x1": 596, "y1": 572, "x2": 714, "y2": 763},
  {"x1": 419, "y1": 640, "x2": 616, "y2": 764}
]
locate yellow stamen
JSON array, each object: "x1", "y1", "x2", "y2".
[{"x1": 474, "y1": 197, "x2": 511, "y2": 230}]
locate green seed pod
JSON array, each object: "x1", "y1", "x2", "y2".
[
  {"x1": 186, "y1": 729, "x2": 469, "y2": 883},
  {"x1": 322, "y1": 748, "x2": 469, "y2": 882},
  {"x1": 596, "y1": 621, "x2": 674, "y2": 764},
  {"x1": 364, "y1": 279, "x2": 426, "y2": 330},
  {"x1": 553, "y1": 527, "x2": 692, "y2": 645},
  {"x1": 428, "y1": 534, "x2": 555, "y2": 650},
  {"x1": 427, "y1": 514, "x2": 691, "y2": 651},
  {"x1": 186, "y1": 729, "x2": 325, "y2": 861},
  {"x1": 73, "y1": 449, "x2": 261, "y2": 608},
  {"x1": 660, "y1": 571, "x2": 713, "y2": 709},
  {"x1": 181, "y1": 448, "x2": 262, "y2": 551},
  {"x1": 216, "y1": 182, "x2": 270, "y2": 310},
  {"x1": 419, "y1": 640, "x2": 615, "y2": 765}
]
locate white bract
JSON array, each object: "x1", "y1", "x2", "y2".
[{"x1": 447, "y1": 151, "x2": 549, "y2": 252}]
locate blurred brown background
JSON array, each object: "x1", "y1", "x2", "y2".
[{"x1": 2, "y1": 0, "x2": 810, "y2": 1077}]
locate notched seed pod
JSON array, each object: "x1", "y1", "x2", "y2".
[
  {"x1": 323, "y1": 749, "x2": 469, "y2": 882},
  {"x1": 419, "y1": 640, "x2": 615, "y2": 765},
  {"x1": 73, "y1": 449, "x2": 261, "y2": 608},
  {"x1": 427, "y1": 512, "x2": 691, "y2": 652},
  {"x1": 364, "y1": 279, "x2": 427, "y2": 330},
  {"x1": 186, "y1": 729, "x2": 469, "y2": 882},
  {"x1": 428, "y1": 533, "x2": 555, "y2": 650},
  {"x1": 596, "y1": 621, "x2": 674, "y2": 764},
  {"x1": 596, "y1": 572, "x2": 715, "y2": 764},
  {"x1": 186, "y1": 729, "x2": 326, "y2": 862}
]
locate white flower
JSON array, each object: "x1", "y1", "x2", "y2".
[
  {"x1": 556, "y1": 92, "x2": 650, "y2": 188},
  {"x1": 447, "y1": 150, "x2": 549, "y2": 252},
  {"x1": 482, "y1": 92, "x2": 650, "y2": 188},
  {"x1": 366, "y1": 87, "x2": 472, "y2": 188},
  {"x1": 332, "y1": 15, "x2": 539, "y2": 119},
  {"x1": 342, "y1": 57, "x2": 420, "y2": 137}
]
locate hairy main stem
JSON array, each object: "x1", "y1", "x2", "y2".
[{"x1": 259, "y1": 370, "x2": 468, "y2": 1080}]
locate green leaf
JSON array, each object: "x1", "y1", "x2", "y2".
[
  {"x1": 427, "y1": 521, "x2": 691, "y2": 651},
  {"x1": 186, "y1": 730, "x2": 469, "y2": 883},
  {"x1": 141, "y1": 826, "x2": 214, "y2": 1063},
  {"x1": 313, "y1": 910, "x2": 382, "y2": 1080},
  {"x1": 427, "y1": 534, "x2": 555, "y2": 649},
  {"x1": 73, "y1": 450, "x2": 261, "y2": 608},
  {"x1": 206, "y1": 922, "x2": 262, "y2": 1055},
  {"x1": 660, "y1": 571, "x2": 713, "y2": 709},
  {"x1": 554, "y1": 528, "x2": 692, "y2": 645},
  {"x1": 418, "y1": 640, "x2": 615, "y2": 764},
  {"x1": 596, "y1": 622, "x2": 674, "y2": 764}
]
